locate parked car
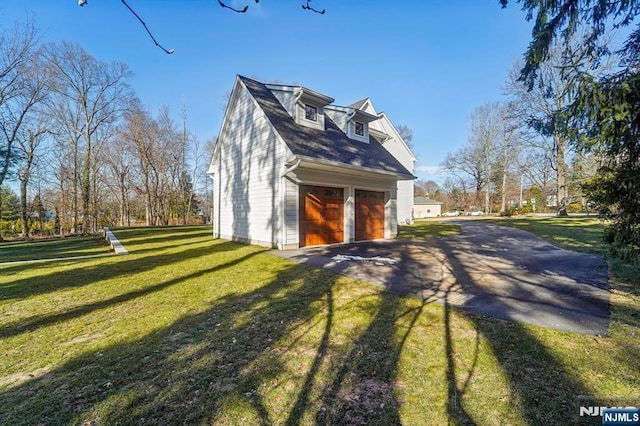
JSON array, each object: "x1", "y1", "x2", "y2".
[
  {"x1": 442, "y1": 210, "x2": 460, "y2": 217},
  {"x1": 466, "y1": 210, "x2": 484, "y2": 216}
]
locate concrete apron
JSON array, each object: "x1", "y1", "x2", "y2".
[{"x1": 271, "y1": 221, "x2": 610, "y2": 335}]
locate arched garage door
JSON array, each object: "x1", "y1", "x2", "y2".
[
  {"x1": 355, "y1": 189, "x2": 385, "y2": 241},
  {"x1": 299, "y1": 185, "x2": 344, "y2": 247}
]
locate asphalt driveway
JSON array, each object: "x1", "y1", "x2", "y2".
[{"x1": 272, "y1": 220, "x2": 610, "y2": 335}]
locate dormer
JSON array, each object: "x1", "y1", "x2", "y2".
[
  {"x1": 264, "y1": 84, "x2": 333, "y2": 130},
  {"x1": 325, "y1": 105, "x2": 378, "y2": 143},
  {"x1": 294, "y1": 87, "x2": 334, "y2": 130}
]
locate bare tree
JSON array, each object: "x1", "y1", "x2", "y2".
[
  {"x1": 396, "y1": 124, "x2": 414, "y2": 150},
  {"x1": 414, "y1": 179, "x2": 440, "y2": 198},
  {"x1": 504, "y1": 37, "x2": 609, "y2": 216},
  {"x1": 45, "y1": 41, "x2": 132, "y2": 233},
  {"x1": 442, "y1": 102, "x2": 506, "y2": 212},
  {"x1": 17, "y1": 126, "x2": 49, "y2": 238},
  {"x1": 0, "y1": 21, "x2": 47, "y2": 188},
  {"x1": 125, "y1": 103, "x2": 180, "y2": 226},
  {"x1": 102, "y1": 130, "x2": 133, "y2": 227}
]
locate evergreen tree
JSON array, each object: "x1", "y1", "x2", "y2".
[{"x1": 502, "y1": 0, "x2": 640, "y2": 263}]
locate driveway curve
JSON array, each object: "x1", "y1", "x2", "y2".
[{"x1": 272, "y1": 220, "x2": 610, "y2": 335}]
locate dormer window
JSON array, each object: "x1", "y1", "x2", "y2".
[
  {"x1": 355, "y1": 121, "x2": 364, "y2": 136},
  {"x1": 305, "y1": 104, "x2": 318, "y2": 122}
]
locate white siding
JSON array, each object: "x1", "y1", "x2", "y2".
[
  {"x1": 369, "y1": 114, "x2": 416, "y2": 224},
  {"x1": 215, "y1": 82, "x2": 289, "y2": 248},
  {"x1": 414, "y1": 203, "x2": 442, "y2": 218},
  {"x1": 353, "y1": 100, "x2": 416, "y2": 225},
  {"x1": 284, "y1": 178, "x2": 299, "y2": 246},
  {"x1": 271, "y1": 89, "x2": 296, "y2": 119},
  {"x1": 371, "y1": 116, "x2": 416, "y2": 170},
  {"x1": 397, "y1": 180, "x2": 414, "y2": 224},
  {"x1": 324, "y1": 108, "x2": 349, "y2": 132}
]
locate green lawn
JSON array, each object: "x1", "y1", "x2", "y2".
[
  {"x1": 0, "y1": 224, "x2": 638, "y2": 425},
  {"x1": 398, "y1": 220, "x2": 460, "y2": 239},
  {"x1": 481, "y1": 216, "x2": 606, "y2": 255},
  {"x1": 0, "y1": 234, "x2": 111, "y2": 263},
  {"x1": 482, "y1": 216, "x2": 640, "y2": 293}
]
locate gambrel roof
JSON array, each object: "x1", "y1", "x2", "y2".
[{"x1": 239, "y1": 76, "x2": 414, "y2": 179}]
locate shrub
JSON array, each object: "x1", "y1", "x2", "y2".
[{"x1": 500, "y1": 208, "x2": 516, "y2": 217}]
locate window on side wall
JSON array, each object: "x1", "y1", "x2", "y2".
[
  {"x1": 355, "y1": 121, "x2": 364, "y2": 136},
  {"x1": 305, "y1": 104, "x2": 317, "y2": 122}
]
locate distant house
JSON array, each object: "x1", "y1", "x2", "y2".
[
  {"x1": 413, "y1": 197, "x2": 443, "y2": 218},
  {"x1": 208, "y1": 75, "x2": 416, "y2": 249}
]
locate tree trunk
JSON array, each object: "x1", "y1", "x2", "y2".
[
  {"x1": 556, "y1": 136, "x2": 568, "y2": 216},
  {"x1": 20, "y1": 178, "x2": 29, "y2": 238},
  {"x1": 73, "y1": 141, "x2": 79, "y2": 234},
  {"x1": 501, "y1": 170, "x2": 507, "y2": 213},
  {"x1": 484, "y1": 164, "x2": 491, "y2": 213},
  {"x1": 120, "y1": 183, "x2": 127, "y2": 227},
  {"x1": 81, "y1": 148, "x2": 91, "y2": 234}
]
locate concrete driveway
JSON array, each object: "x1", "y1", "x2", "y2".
[{"x1": 272, "y1": 220, "x2": 610, "y2": 335}]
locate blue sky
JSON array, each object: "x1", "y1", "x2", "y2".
[{"x1": 1, "y1": 1, "x2": 533, "y2": 183}]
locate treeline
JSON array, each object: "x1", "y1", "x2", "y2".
[
  {"x1": 443, "y1": 0, "x2": 640, "y2": 264},
  {"x1": 0, "y1": 21, "x2": 213, "y2": 240},
  {"x1": 440, "y1": 37, "x2": 609, "y2": 217}
]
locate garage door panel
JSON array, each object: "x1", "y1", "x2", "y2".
[
  {"x1": 355, "y1": 189, "x2": 384, "y2": 241},
  {"x1": 300, "y1": 185, "x2": 344, "y2": 247}
]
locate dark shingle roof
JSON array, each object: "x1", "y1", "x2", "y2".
[
  {"x1": 239, "y1": 76, "x2": 413, "y2": 178},
  {"x1": 348, "y1": 98, "x2": 369, "y2": 110}
]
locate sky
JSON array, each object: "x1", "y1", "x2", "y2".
[{"x1": 0, "y1": 0, "x2": 534, "y2": 184}]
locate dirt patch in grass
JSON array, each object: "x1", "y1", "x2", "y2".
[
  {"x1": 0, "y1": 365, "x2": 52, "y2": 388},
  {"x1": 334, "y1": 379, "x2": 397, "y2": 425}
]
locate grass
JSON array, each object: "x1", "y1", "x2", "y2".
[
  {"x1": 0, "y1": 224, "x2": 638, "y2": 425},
  {"x1": 481, "y1": 215, "x2": 640, "y2": 291},
  {"x1": 0, "y1": 234, "x2": 111, "y2": 263},
  {"x1": 481, "y1": 216, "x2": 606, "y2": 255},
  {"x1": 397, "y1": 219, "x2": 460, "y2": 239}
]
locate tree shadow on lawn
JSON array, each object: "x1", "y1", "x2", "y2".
[
  {"x1": 0, "y1": 238, "x2": 244, "y2": 302},
  {"x1": 293, "y1": 232, "x2": 609, "y2": 424},
  {"x1": 0, "y1": 229, "x2": 619, "y2": 425},
  {"x1": 0, "y1": 251, "x2": 428, "y2": 425},
  {"x1": 0, "y1": 247, "x2": 263, "y2": 339},
  {"x1": 437, "y1": 236, "x2": 603, "y2": 426},
  {"x1": 109, "y1": 226, "x2": 211, "y2": 249},
  {"x1": 0, "y1": 234, "x2": 111, "y2": 263}
]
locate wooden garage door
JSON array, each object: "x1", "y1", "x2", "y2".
[
  {"x1": 355, "y1": 189, "x2": 385, "y2": 241},
  {"x1": 299, "y1": 185, "x2": 344, "y2": 247}
]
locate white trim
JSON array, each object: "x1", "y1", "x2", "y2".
[{"x1": 294, "y1": 155, "x2": 414, "y2": 180}]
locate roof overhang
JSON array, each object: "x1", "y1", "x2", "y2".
[
  {"x1": 286, "y1": 156, "x2": 414, "y2": 181},
  {"x1": 369, "y1": 127, "x2": 391, "y2": 142},
  {"x1": 352, "y1": 108, "x2": 378, "y2": 123},
  {"x1": 297, "y1": 87, "x2": 334, "y2": 106},
  {"x1": 325, "y1": 105, "x2": 378, "y2": 123}
]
